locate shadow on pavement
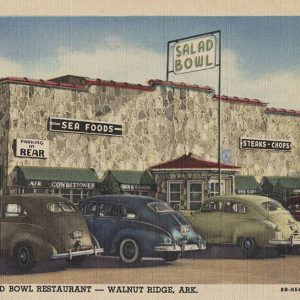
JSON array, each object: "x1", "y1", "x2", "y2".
[
  {"x1": 0, "y1": 256, "x2": 170, "y2": 275},
  {"x1": 0, "y1": 257, "x2": 67, "y2": 276},
  {"x1": 182, "y1": 245, "x2": 300, "y2": 260}
]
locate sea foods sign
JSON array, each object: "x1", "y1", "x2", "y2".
[
  {"x1": 173, "y1": 36, "x2": 216, "y2": 74},
  {"x1": 48, "y1": 117, "x2": 122, "y2": 136}
]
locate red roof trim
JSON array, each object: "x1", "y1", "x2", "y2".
[
  {"x1": 0, "y1": 77, "x2": 154, "y2": 92},
  {"x1": 0, "y1": 77, "x2": 86, "y2": 91},
  {"x1": 150, "y1": 153, "x2": 240, "y2": 171},
  {"x1": 266, "y1": 107, "x2": 300, "y2": 116},
  {"x1": 214, "y1": 95, "x2": 267, "y2": 107},
  {"x1": 148, "y1": 79, "x2": 215, "y2": 93},
  {"x1": 86, "y1": 79, "x2": 154, "y2": 92}
]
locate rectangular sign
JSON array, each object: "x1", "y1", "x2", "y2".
[
  {"x1": 16, "y1": 138, "x2": 49, "y2": 159},
  {"x1": 240, "y1": 138, "x2": 291, "y2": 151},
  {"x1": 27, "y1": 180, "x2": 95, "y2": 190},
  {"x1": 173, "y1": 36, "x2": 216, "y2": 74},
  {"x1": 48, "y1": 117, "x2": 123, "y2": 136}
]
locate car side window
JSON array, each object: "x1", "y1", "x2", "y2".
[
  {"x1": 81, "y1": 201, "x2": 97, "y2": 216},
  {"x1": 4, "y1": 203, "x2": 27, "y2": 217},
  {"x1": 224, "y1": 201, "x2": 247, "y2": 214},
  {"x1": 119, "y1": 205, "x2": 137, "y2": 219},
  {"x1": 201, "y1": 201, "x2": 222, "y2": 213},
  {"x1": 98, "y1": 203, "x2": 118, "y2": 217}
]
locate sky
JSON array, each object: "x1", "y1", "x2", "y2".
[{"x1": 0, "y1": 16, "x2": 299, "y2": 109}]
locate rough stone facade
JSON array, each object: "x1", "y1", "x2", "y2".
[{"x1": 1, "y1": 78, "x2": 300, "y2": 193}]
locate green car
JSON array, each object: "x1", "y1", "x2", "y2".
[{"x1": 182, "y1": 195, "x2": 300, "y2": 258}]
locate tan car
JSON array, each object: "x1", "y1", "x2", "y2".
[
  {"x1": 182, "y1": 195, "x2": 300, "y2": 258},
  {"x1": 0, "y1": 194, "x2": 102, "y2": 271}
]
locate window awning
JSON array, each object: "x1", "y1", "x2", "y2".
[
  {"x1": 277, "y1": 177, "x2": 300, "y2": 189},
  {"x1": 15, "y1": 166, "x2": 100, "y2": 189},
  {"x1": 235, "y1": 176, "x2": 262, "y2": 192},
  {"x1": 100, "y1": 170, "x2": 156, "y2": 193},
  {"x1": 262, "y1": 176, "x2": 300, "y2": 189}
]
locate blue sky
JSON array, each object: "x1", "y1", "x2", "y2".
[{"x1": 0, "y1": 16, "x2": 299, "y2": 109}]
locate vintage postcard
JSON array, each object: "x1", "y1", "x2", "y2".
[{"x1": 0, "y1": 1, "x2": 299, "y2": 299}]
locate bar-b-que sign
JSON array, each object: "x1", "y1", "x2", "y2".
[
  {"x1": 48, "y1": 117, "x2": 122, "y2": 136},
  {"x1": 240, "y1": 138, "x2": 291, "y2": 151}
]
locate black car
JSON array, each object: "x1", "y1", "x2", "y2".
[{"x1": 79, "y1": 195, "x2": 206, "y2": 264}]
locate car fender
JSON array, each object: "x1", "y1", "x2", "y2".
[
  {"x1": 233, "y1": 219, "x2": 275, "y2": 247},
  {"x1": 9, "y1": 231, "x2": 55, "y2": 261},
  {"x1": 111, "y1": 223, "x2": 172, "y2": 256}
]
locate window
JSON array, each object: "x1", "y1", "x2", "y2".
[
  {"x1": 223, "y1": 201, "x2": 247, "y2": 214},
  {"x1": 98, "y1": 203, "x2": 118, "y2": 217},
  {"x1": 188, "y1": 181, "x2": 203, "y2": 210},
  {"x1": 80, "y1": 201, "x2": 97, "y2": 216},
  {"x1": 4, "y1": 203, "x2": 27, "y2": 217},
  {"x1": 261, "y1": 201, "x2": 283, "y2": 212},
  {"x1": 201, "y1": 201, "x2": 222, "y2": 213},
  {"x1": 47, "y1": 202, "x2": 76, "y2": 213},
  {"x1": 119, "y1": 205, "x2": 137, "y2": 219},
  {"x1": 148, "y1": 202, "x2": 174, "y2": 213},
  {"x1": 209, "y1": 180, "x2": 225, "y2": 197},
  {"x1": 168, "y1": 181, "x2": 181, "y2": 210}
]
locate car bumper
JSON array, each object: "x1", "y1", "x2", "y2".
[
  {"x1": 51, "y1": 245, "x2": 103, "y2": 260},
  {"x1": 154, "y1": 240, "x2": 206, "y2": 252},
  {"x1": 269, "y1": 235, "x2": 300, "y2": 247}
]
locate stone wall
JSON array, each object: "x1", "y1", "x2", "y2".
[
  {"x1": 0, "y1": 84, "x2": 11, "y2": 192},
  {"x1": 4, "y1": 81, "x2": 300, "y2": 190}
]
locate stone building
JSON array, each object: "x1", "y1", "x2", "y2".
[{"x1": 0, "y1": 75, "x2": 299, "y2": 207}]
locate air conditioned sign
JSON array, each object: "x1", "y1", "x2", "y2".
[
  {"x1": 27, "y1": 180, "x2": 95, "y2": 189},
  {"x1": 240, "y1": 138, "x2": 291, "y2": 151},
  {"x1": 173, "y1": 36, "x2": 216, "y2": 74},
  {"x1": 48, "y1": 117, "x2": 123, "y2": 136},
  {"x1": 16, "y1": 139, "x2": 49, "y2": 159}
]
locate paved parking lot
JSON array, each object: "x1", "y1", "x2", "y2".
[{"x1": 1, "y1": 246, "x2": 300, "y2": 284}]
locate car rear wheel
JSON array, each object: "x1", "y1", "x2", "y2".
[
  {"x1": 13, "y1": 243, "x2": 36, "y2": 272},
  {"x1": 238, "y1": 237, "x2": 258, "y2": 259},
  {"x1": 119, "y1": 238, "x2": 141, "y2": 265},
  {"x1": 162, "y1": 252, "x2": 180, "y2": 262}
]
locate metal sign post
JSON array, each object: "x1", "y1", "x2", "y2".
[{"x1": 166, "y1": 30, "x2": 222, "y2": 195}]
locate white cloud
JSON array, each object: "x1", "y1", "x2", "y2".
[
  {"x1": 0, "y1": 57, "x2": 25, "y2": 77},
  {"x1": 1, "y1": 36, "x2": 300, "y2": 110}
]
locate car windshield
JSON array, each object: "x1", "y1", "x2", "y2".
[
  {"x1": 148, "y1": 202, "x2": 174, "y2": 213},
  {"x1": 261, "y1": 201, "x2": 284, "y2": 212},
  {"x1": 47, "y1": 202, "x2": 76, "y2": 213}
]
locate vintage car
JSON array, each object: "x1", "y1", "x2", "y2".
[
  {"x1": 79, "y1": 195, "x2": 206, "y2": 265},
  {"x1": 284, "y1": 195, "x2": 300, "y2": 221},
  {"x1": 182, "y1": 195, "x2": 300, "y2": 258},
  {"x1": 0, "y1": 194, "x2": 103, "y2": 271}
]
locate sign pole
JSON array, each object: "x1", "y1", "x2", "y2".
[{"x1": 217, "y1": 31, "x2": 222, "y2": 195}]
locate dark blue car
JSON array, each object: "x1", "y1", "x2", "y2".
[{"x1": 79, "y1": 195, "x2": 206, "y2": 265}]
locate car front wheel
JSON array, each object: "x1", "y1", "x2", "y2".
[
  {"x1": 13, "y1": 243, "x2": 36, "y2": 272},
  {"x1": 238, "y1": 237, "x2": 258, "y2": 259},
  {"x1": 119, "y1": 238, "x2": 141, "y2": 265}
]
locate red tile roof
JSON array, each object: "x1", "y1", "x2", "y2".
[
  {"x1": 0, "y1": 77, "x2": 154, "y2": 92},
  {"x1": 214, "y1": 95, "x2": 267, "y2": 107},
  {"x1": 150, "y1": 153, "x2": 240, "y2": 171},
  {"x1": 148, "y1": 79, "x2": 215, "y2": 93},
  {"x1": 266, "y1": 107, "x2": 300, "y2": 116},
  {"x1": 0, "y1": 77, "x2": 86, "y2": 91},
  {"x1": 0, "y1": 76, "x2": 296, "y2": 112},
  {"x1": 85, "y1": 78, "x2": 154, "y2": 91}
]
